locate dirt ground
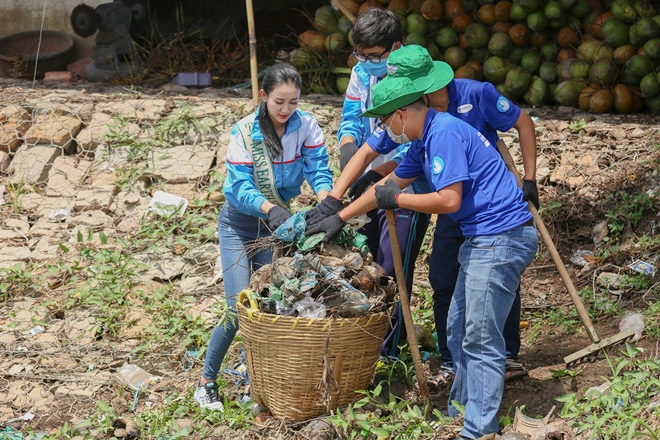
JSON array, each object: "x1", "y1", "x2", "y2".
[{"x1": 1, "y1": 77, "x2": 659, "y2": 439}]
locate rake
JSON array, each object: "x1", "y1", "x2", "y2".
[{"x1": 497, "y1": 140, "x2": 635, "y2": 367}]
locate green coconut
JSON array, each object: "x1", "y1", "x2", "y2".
[
  {"x1": 589, "y1": 59, "x2": 619, "y2": 86},
  {"x1": 637, "y1": 17, "x2": 660, "y2": 40},
  {"x1": 291, "y1": 48, "x2": 314, "y2": 68},
  {"x1": 611, "y1": 0, "x2": 636, "y2": 23},
  {"x1": 488, "y1": 32, "x2": 513, "y2": 57},
  {"x1": 444, "y1": 46, "x2": 468, "y2": 70},
  {"x1": 508, "y1": 46, "x2": 526, "y2": 65},
  {"x1": 539, "y1": 61, "x2": 558, "y2": 82},
  {"x1": 635, "y1": 2, "x2": 657, "y2": 18},
  {"x1": 592, "y1": 45, "x2": 614, "y2": 62},
  {"x1": 629, "y1": 24, "x2": 644, "y2": 48},
  {"x1": 314, "y1": 6, "x2": 339, "y2": 34},
  {"x1": 643, "y1": 38, "x2": 660, "y2": 59},
  {"x1": 648, "y1": 94, "x2": 660, "y2": 113},
  {"x1": 576, "y1": 40, "x2": 603, "y2": 61},
  {"x1": 654, "y1": 14, "x2": 660, "y2": 29},
  {"x1": 336, "y1": 76, "x2": 350, "y2": 94},
  {"x1": 540, "y1": 42, "x2": 559, "y2": 61},
  {"x1": 520, "y1": 0, "x2": 542, "y2": 13},
  {"x1": 544, "y1": 1, "x2": 562, "y2": 20},
  {"x1": 565, "y1": 15, "x2": 582, "y2": 30},
  {"x1": 504, "y1": 66, "x2": 532, "y2": 96},
  {"x1": 557, "y1": 59, "x2": 576, "y2": 81},
  {"x1": 337, "y1": 16, "x2": 353, "y2": 35},
  {"x1": 613, "y1": 44, "x2": 638, "y2": 64},
  {"x1": 521, "y1": 51, "x2": 543, "y2": 73},
  {"x1": 404, "y1": 32, "x2": 428, "y2": 47},
  {"x1": 523, "y1": 75, "x2": 548, "y2": 105},
  {"x1": 619, "y1": 67, "x2": 642, "y2": 85},
  {"x1": 471, "y1": 47, "x2": 490, "y2": 64},
  {"x1": 436, "y1": 28, "x2": 459, "y2": 49},
  {"x1": 483, "y1": 56, "x2": 514, "y2": 84},
  {"x1": 527, "y1": 11, "x2": 549, "y2": 31},
  {"x1": 465, "y1": 22, "x2": 490, "y2": 49},
  {"x1": 602, "y1": 18, "x2": 630, "y2": 48},
  {"x1": 496, "y1": 83, "x2": 516, "y2": 100},
  {"x1": 426, "y1": 42, "x2": 442, "y2": 60},
  {"x1": 569, "y1": 59, "x2": 591, "y2": 79},
  {"x1": 407, "y1": 13, "x2": 428, "y2": 34},
  {"x1": 325, "y1": 33, "x2": 348, "y2": 54},
  {"x1": 640, "y1": 72, "x2": 660, "y2": 98},
  {"x1": 559, "y1": 0, "x2": 577, "y2": 9},
  {"x1": 509, "y1": 2, "x2": 527, "y2": 21},
  {"x1": 553, "y1": 79, "x2": 587, "y2": 106},
  {"x1": 626, "y1": 54, "x2": 655, "y2": 77},
  {"x1": 570, "y1": 0, "x2": 592, "y2": 19}
]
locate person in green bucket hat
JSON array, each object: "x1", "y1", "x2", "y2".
[
  {"x1": 337, "y1": 44, "x2": 538, "y2": 386},
  {"x1": 305, "y1": 74, "x2": 539, "y2": 440}
]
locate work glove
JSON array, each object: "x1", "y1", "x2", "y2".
[
  {"x1": 347, "y1": 169, "x2": 383, "y2": 200},
  {"x1": 339, "y1": 142, "x2": 359, "y2": 171},
  {"x1": 305, "y1": 195, "x2": 343, "y2": 226},
  {"x1": 304, "y1": 213, "x2": 346, "y2": 242},
  {"x1": 522, "y1": 179, "x2": 539, "y2": 210},
  {"x1": 375, "y1": 179, "x2": 402, "y2": 210},
  {"x1": 267, "y1": 206, "x2": 290, "y2": 230}
]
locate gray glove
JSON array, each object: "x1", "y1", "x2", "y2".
[
  {"x1": 304, "y1": 213, "x2": 346, "y2": 242},
  {"x1": 375, "y1": 179, "x2": 402, "y2": 210},
  {"x1": 306, "y1": 195, "x2": 343, "y2": 226},
  {"x1": 339, "y1": 142, "x2": 359, "y2": 171},
  {"x1": 267, "y1": 206, "x2": 290, "y2": 230},
  {"x1": 522, "y1": 179, "x2": 539, "y2": 210},
  {"x1": 348, "y1": 169, "x2": 383, "y2": 200}
]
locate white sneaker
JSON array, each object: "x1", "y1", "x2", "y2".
[{"x1": 194, "y1": 382, "x2": 225, "y2": 411}]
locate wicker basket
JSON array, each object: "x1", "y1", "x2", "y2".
[{"x1": 236, "y1": 290, "x2": 390, "y2": 420}]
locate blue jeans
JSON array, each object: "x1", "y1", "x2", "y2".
[
  {"x1": 446, "y1": 223, "x2": 538, "y2": 439},
  {"x1": 429, "y1": 214, "x2": 522, "y2": 367},
  {"x1": 202, "y1": 202, "x2": 273, "y2": 381}
]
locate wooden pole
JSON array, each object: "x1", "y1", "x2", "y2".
[
  {"x1": 245, "y1": 0, "x2": 259, "y2": 107},
  {"x1": 331, "y1": 0, "x2": 356, "y2": 23},
  {"x1": 385, "y1": 210, "x2": 429, "y2": 399}
]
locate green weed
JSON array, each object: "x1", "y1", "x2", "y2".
[{"x1": 568, "y1": 119, "x2": 586, "y2": 134}]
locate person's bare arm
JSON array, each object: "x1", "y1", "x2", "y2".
[
  {"x1": 329, "y1": 143, "x2": 380, "y2": 199},
  {"x1": 513, "y1": 111, "x2": 537, "y2": 181}
]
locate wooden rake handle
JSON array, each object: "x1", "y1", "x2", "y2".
[
  {"x1": 385, "y1": 209, "x2": 429, "y2": 399},
  {"x1": 496, "y1": 140, "x2": 600, "y2": 344}
]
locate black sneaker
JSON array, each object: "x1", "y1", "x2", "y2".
[{"x1": 194, "y1": 382, "x2": 225, "y2": 411}]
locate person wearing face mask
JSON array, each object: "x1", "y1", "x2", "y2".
[
  {"x1": 306, "y1": 10, "x2": 430, "y2": 354},
  {"x1": 194, "y1": 64, "x2": 333, "y2": 411},
  {"x1": 357, "y1": 45, "x2": 539, "y2": 387}
]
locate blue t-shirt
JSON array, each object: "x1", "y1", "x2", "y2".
[{"x1": 394, "y1": 109, "x2": 531, "y2": 236}]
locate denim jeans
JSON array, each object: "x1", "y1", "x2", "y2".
[
  {"x1": 430, "y1": 214, "x2": 522, "y2": 368},
  {"x1": 446, "y1": 223, "x2": 538, "y2": 439},
  {"x1": 202, "y1": 202, "x2": 273, "y2": 381}
]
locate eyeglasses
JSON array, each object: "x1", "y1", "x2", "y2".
[
  {"x1": 352, "y1": 47, "x2": 390, "y2": 64},
  {"x1": 376, "y1": 112, "x2": 395, "y2": 131}
]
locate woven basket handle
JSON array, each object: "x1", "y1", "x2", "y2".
[{"x1": 238, "y1": 289, "x2": 259, "y2": 311}]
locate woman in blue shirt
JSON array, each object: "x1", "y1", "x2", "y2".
[{"x1": 194, "y1": 63, "x2": 333, "y2": 410}]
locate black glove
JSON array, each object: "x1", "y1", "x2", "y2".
[
  {"x1": 522, "y1": 179, "x2": 539, "y2": 210},
  {"x1": 375, "y1": 179, "x2": 402, "y2": 210},
  {"x1": 305, "y1": 195, "x2": 343, "y2": 226},
  {"x1": 339, "y1": 142, "x2": 359, "y2": 171},
  {"x1": 347, "y1": 169, "x2": 383, "y2": 200},
  {"x1": 304, "y1": 213, "x2": 346, "y2": 242},
  {"x1": 267, "y1": 206, "x2": 290, "y2": 230}
]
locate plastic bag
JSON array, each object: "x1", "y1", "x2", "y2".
[
  {"x1": 618, "y1": 311, "x2": 644, "y2": 342},
  {"x1": 115, "y1": 363, "x2": 162, "y2": 390},
  {"x1": 293, "y1": 296, "x2": 326, "y2": 318}
]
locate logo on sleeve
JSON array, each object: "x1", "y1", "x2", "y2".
[
  {"x1": 457, "y1": 104, "x2": 473, "y2": 114},
  {"x1": 496, "y1": 96, "x2": 511, "y2": 112},
  {"x1": 432, "y1": 157, "x2": 444, "y2": 174}
]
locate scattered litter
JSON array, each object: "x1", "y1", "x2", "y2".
[
  {"x1": 628, "y1": 259, "x2": 656, "y2": 276},
  {"x1": 0, "y1": 184, "x2": 5, "y2": 205},
  {"x1": 149, "y1": 191, "x2": 188, "y2": 217},
  {"x1": 619, "y1": 311, "x2": 644, "y2": 342},
  {"x1": 28, "y1": 326, "x2": 44, "y2": 336},
  {"x1": 586, "y1": 381, "x2": 611, "y2": 398},
  {"x1": 115, "y1": 363, "x2": 163, "y2": 391},
  {"x1": 47, "y1": 209, "x2": 70, "y2": 223},
  {"x1": 5, "y1": 412, "x2": 36, "y2": 423},
  {"x1": 570, "y1": 249, "x2": 595, "y2": 267},
  {"x1": 1, "y1": 427, "x2": 24, "y2": 440},
  {"x1": 346, "y1": 213, "x2": 371, "y2": 230},
  {"x1": 597, "y1": 272, "x2": 625, "y2": 289},
  {"x1": 512, "y1": 405, "x2": 554, "y2": 435},
  {"x1": 12, "y1": 227, "x2": 29, "y2": 243}
]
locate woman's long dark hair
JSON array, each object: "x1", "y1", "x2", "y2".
[{"x1": 258, "y1": 63, "x2": 302, "y2": 158}]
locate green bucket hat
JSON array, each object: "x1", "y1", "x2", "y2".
[
  {"x1": 387, "y1": 44, "x2": 454, "y2": 93},
  {"x1": 360, "y1": 75, "x2": 433, "y2": 118}
]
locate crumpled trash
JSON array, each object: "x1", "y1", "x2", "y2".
[
  {"x1": 47, "y1": 208, "x2": 70, "y2": 223},
  {"x1": 293, "y1": 296, "x2": 326, "y2": 318},
  {"x1": 570, "y1": 249, "x2": 595, "y2": 267},
  {"x1": 619, "y1": 310, "x2": 644, "y2": 342},
  {"x1": 115, "y1": 363, "x2": 162, "y2": 391}
]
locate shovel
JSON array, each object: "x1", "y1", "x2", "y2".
[
  {"x1": 497, "y1": 140, "x2": 635, "y2": 366},
  {"x1": 385, "y1": 209, "x2": 430, "y2": 398}
]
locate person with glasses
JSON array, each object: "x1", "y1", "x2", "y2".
[
  {"x1": 358, "y1": 45, "x2": 539, "y2": 388},
  {"x1": 306, "y1": 74, "x2": 538, "y2": 440},
  {"x1": 306, "y1": 10, "x2": 430, "y2": 352}
]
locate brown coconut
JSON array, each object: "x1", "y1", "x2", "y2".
[
  {"x1": 589, "y1": 88, "x2": 615, "y2": 113},
  {"x1": 579, "y1": 84, "x2": 600, "y2": 111},
  {"x1": 477, "y1": 4, "x2": 497, "y2": 26},
  {"x1": 508, "y1": 24, "x2": 530, "y2": 47},
  {"x1": 557, "y1": 26, "x2": 581, "y2": 48},
  {"x1": 421, "y1": 0, "x2": 444, "y2": 21},
  {"x1": 495, "y1": 1, "x2": 512, "y2": 22},
  {"x1": 611, "y1": 83, "x2": 635, "y2": 113},
  {"x1": 444, "y1": 0, "x2": 465, "y2": 20},
  {"x1": 590, "y1": 11, "x2": 613, "y2": 39}
]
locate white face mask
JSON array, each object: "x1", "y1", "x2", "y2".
[{"x1": 384, "y1": 113, "x2": 411, "y2": 144}]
